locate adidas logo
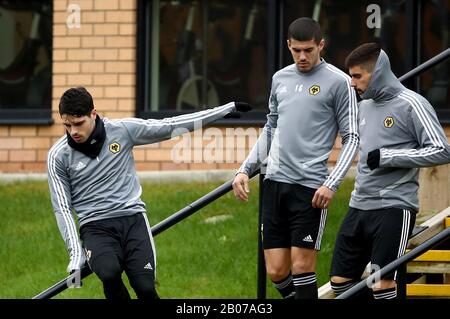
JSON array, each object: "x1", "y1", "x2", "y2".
[
  {"x1": 74, "y1": 161, "x2": 86, "y2": 171},
  {"x1": 360, "y1": 118, "x2": 366, "y2": 126},
  {"x1": 302, "y1": 235, "x2": 314, "y2": 242},
  {"x1": 144, "y1": 262, "x2": 153, "y2": 270}
]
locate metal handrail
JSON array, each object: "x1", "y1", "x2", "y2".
[
  {"x1": 337, "y1": 227, "x2": 450, "y2": 299},
  {"x1": 398, "y1": 48, "x2": 449, "y2": 82},
  {"x1": 33, "y1": 170, "x2": 259, "y2": 299}
]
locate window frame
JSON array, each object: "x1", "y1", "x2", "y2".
[
  {"x1": 0, "y1": 110, "x2": 53, "y2": 125},
  {"x1": 415, "y1": 0, "x2": 450, "y2": 124},
  {"x1": 136, "y1": 0, "x2": 277, "y2": 126},
  {"x1": 136, "y1": 0, "x2": 449, "y2": 125},
  {"x1": 0, "y1": 1, "x2": 53, "y2": 126}
]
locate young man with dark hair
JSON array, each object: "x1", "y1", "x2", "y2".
[
  {"x1": 330, "y1": 43, "x2": 450, "y2": 299},
  {"x1": 232, "y1": 17, "x2": 359, "y2": 299},
  {"x1": 47, "y1": 87, "x2": 251, "y2": 299}
]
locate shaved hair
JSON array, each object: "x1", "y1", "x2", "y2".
[
  {"x1": 288, "y1": 17, "x2": 323, "y2": 45},
  {"x1": 345, "y1": 43, "x2": 381, "y2": 72}
]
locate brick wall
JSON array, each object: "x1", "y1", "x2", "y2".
[
  {"x1": 1, "y1": 0, "x2": 138, "y2": 173},
  {"x1": 0, "y1": 0, "x2": 449, "y2": 174}
]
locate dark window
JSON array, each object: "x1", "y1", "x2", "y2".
[
  {"x1": 281, "y1": 0, "x2": 448, "y2": 123},
  {"x1": 282, "y1": 1, "x2": 410, "y2": 77},
  {"x1": 138, "y1": 1, "x2": 448, "y2": 124},
  {"x1": 137, "y1": 0, "x2": 269, "y2": 124},
  {"x1": 0, "y1": 1, "x2": 53, "y2": 124},
  {"x1": 420, "y1": 0, "x2": 449, "y2": 123}
]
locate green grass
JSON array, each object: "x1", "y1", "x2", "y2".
[{"x1": 0, "y1": 178, "x2": 353, "y2": 299}]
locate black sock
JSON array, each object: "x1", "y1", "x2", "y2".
[
  {"x1": 330, "y1": 280, "x2": 357, "y2": 297},
  {"x1": 272, "y1": 273, "x2": 295, "y2": 299},
  {"x1": 330, "y1": 279, "x2": 373, "y2": 300},
  {"x1": 293, "y1": 272, "x2": 318, "y2": 299},
  {"x1": 373, "y1": 287, "x2": 397, "y2": 299}
]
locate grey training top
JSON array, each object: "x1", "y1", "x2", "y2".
[
  {"x1": 47, "y1": 103, "x2": 235, "y2": 270},
  {"x1": 350, "y1": 50, "x2": 450, "y2": 212},
  {"x1": 238, "y1": 59, "x2": 359, "y2": 192}
]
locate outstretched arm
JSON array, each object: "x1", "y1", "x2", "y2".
[{"x1": 120, "y1": 102, "x2": 251, "y2": 146}]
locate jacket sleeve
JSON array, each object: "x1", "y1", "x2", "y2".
[
  {"x1": 47, "y1": 144, "x2": 84, "y2": 271},
  {"x1": 120, "y1": 102, "x2": 236, "y2": 146},
  {"x1": 237, "y1": 80, "x2": 278, "y2": 175},
  {"x1": 323, "y1": 79, "x2": 359, "y2": 192},
  {"x1": 380, "y1": 96, "x2": 450, "y2": 168}
]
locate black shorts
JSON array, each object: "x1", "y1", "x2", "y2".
[
  {"x1": 80, "y1": 213, "x2": 157, "y2": 279},
  {"x1": 261, "y1": 179, "x2": 327, "y2": 250},
  {"x1": 330, "y1": 207, "x2": 416, "y2": 280}
]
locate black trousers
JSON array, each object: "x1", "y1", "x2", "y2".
[{"x1": 80, "y1": 213, "x2": 159, "y2": 299}]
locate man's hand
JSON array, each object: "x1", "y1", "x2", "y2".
[
  {"x1": 235, "y1": 102, "x2": 252, "y2": 112},
  {"x1": 67, "y1": 251, "x2": 86, "y2": 274},
  {"x1": 232, "y1": 173, "x2": 250, "y2": 201},
  {"x1": 68, "y1": 269, "x2": 84, "y2": 288},
  {"x1": 312, "y1": 185, "x2": 335, "y2": 209},
  {"x1": 367, "y1": 149, "x2": 380, "y2": 170},
  {"x1": 67, "y1": 254, "x2": 87, "y2": 288}
]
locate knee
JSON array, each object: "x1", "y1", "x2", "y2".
[
  {"x1": 330, "y1": 277, "x2": 356, "y2": 297},
  {"x1": 266, "y1": 264, "x2": 290, "y2": 282},
  {"x1": 95, "y1": 263, "x2": 123, "y2": 283},
  {"x1": 372, "y1": 279, "x2": 396, "y2": 291},
  {"x1": 292, "y1": 259, "x2": 315, "y2": 274},
  {"x1": 330, "y1": 276, "x2": 352, "y2": 284}
]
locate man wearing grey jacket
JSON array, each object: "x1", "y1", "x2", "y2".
[
  {"x1": 232, "y1": 18, "x2": 359, "y2": 299},
  {"x1": 47, "y1": 87, "x2": 251, "y2": 299},
  {"x1": 330, "y1": 43, "x2": 450, "y2": 299}
]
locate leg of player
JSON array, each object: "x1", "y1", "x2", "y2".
[
  {"x1": 291, "y1": 247, "x2": 318, "y2": 299},
  {"x1": 264, "y1": 248, "x2": 295, "y2": 298}
]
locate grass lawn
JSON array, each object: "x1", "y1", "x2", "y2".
[{"x1": 0, "y1": 177, "x2": 353, "y2": 299}]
